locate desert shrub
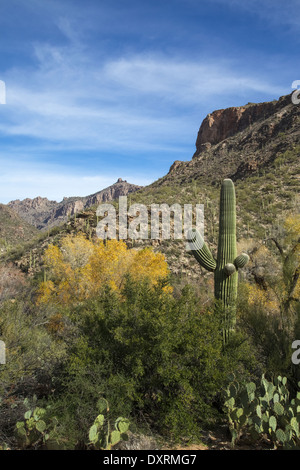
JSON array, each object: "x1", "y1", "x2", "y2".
[
  {"x1": 237, "y1": 213, "x2": 300, "y2": 383},
  {"x1": 52, "y1": 277, "x2": 251, "y2": 441},
  {"x1": 238, "y1": 294, "x2": 294, "y2": 382},
  {"x1": 0, "y1": 263, "x2": 27, "y2": 302},
  {"x1": 0, "y1": 299, "x2": 67, "y2": 398},
  {"x1": 0, "y1": 298, "x2": 67, "y2": 448}
]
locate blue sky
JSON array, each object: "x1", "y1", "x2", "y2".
[{"x1": 0, "y1": 0, "x2": 298, "y2": 203}]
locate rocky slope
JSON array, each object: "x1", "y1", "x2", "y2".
[
  {"x1": 0, "y1": 204, "x2": 39, "y2": 252},
  {"x1": 8, "y1": 178, "x2": 143, "y2": 230}
]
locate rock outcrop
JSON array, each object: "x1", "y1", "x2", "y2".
[
  {"x1": 195, "y1": 94, "x2": 292, "y2": 154},
  {"x1": 160, "y1": 92, "x2": 299, "y2": 186},
  {"x1": 8, "y1": 197, "x2": 58, "y2": 228}
]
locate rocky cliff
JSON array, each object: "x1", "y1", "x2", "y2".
[
  {"x1": 160, "y1": 92, "x2": 299, "y2": 185},
  {"x1": 195, "y1": 94, "x2": 292, "y2": 154},
  {"x1": 8, "y1": 178, "x2": 143, "y2": 230},
  {"x1": 8, "y1": 197, "x2": 58, "y2": 228}
]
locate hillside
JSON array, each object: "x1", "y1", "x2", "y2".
[
  {"x1": 0, "y1": 204, "x2": 39, "y2": 253},
  {"x1": 139, "y1": 93, "x2": 299, "y2": 186}
]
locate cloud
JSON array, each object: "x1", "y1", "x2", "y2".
[
  {"x1": 2, "y1": 41, "x2": 196, "y2": 152},
  {"x1": 2, "y1": 39, "x2": 287, "y2": 152},
  {"x1": 104, "y1": 55, "x2": 286, "y2": 103}
]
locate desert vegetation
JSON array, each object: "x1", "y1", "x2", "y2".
[{"x1": 0, "y1": 196, "x2": 299, "y2": 450}]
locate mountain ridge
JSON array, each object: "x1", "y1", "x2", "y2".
[{"x1": 8, "y1": 178, "x2": 143, "y2": 230}]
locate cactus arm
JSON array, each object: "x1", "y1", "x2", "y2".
[
  {"x1": 234, "y1": 253, "x2": 250, "y2": 269},
  {"x1": 224, "y1": 263, "x2": 237, "y2": 276},
  {"x1": 187, "y1": 228, "x2": 216, "y2": 272}
]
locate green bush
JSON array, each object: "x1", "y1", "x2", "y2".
[
  {"x1": 0, "y1": 299, "x2": 67, "y2": 401},
  {"x1": 57, "y1": 277, "x2": 250, "y2": 441}
]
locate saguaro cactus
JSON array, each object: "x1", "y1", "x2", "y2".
[{"x1": 187, "y1": 179, "x2": 249, "y2": 342}]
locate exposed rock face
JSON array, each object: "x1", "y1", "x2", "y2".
[
  {"x1": 195, "y1": 94, "x2": 292, "y2": 154},
  {"x1": 160, "y1": 92, "x2": 299, "y2": 185},
  {"x1": 8, "y1": 197, "x2": 58, "y2": 228},
  {"x1": 8, "y1": 179, "x2": 143, "y2": 230},
  {"x1": 167, "y1": 160, "x2": 185, "y2": 174},
  {"x1": 84, "y1": 179, "x2": 138, "y2": 207}
]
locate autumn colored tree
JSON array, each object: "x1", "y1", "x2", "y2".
[{"x1": 37, "y1": 234, "x2": 171, "y2": 306}]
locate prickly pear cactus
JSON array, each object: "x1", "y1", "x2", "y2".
[
  {"x1": 187, "y1": 179, "x2": 249, "y2": 341},
  {"x1": 88, "y1": 397, "x2": 130, "y2": 450},
  {"x1": 223, "y1": 374, "x2": 300, "y2": 449}
]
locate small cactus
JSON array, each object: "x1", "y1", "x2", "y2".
[
  {"x1": 15, "y1": 398, "x2": 58, "y2": 449},
  {"x1": 88, "y1": 398, "x2": 130, "y2": 450}
]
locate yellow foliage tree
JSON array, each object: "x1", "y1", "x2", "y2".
[
  {"x1": 37, "y1": 234, "x2": 171, "y2": 306},
  {"x1": 245, "y1": 283, "x2": 279, "y2": 314}
]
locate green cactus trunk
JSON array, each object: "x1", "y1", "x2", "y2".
[
  {"x1": 215, "y1": 179, "x2": 238, "y2": 340},
  {"x1": 187, "y1": 178, "x2": 249, "y2": 344}
]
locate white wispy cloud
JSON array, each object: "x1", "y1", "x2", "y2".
[
  {"x1": 104, "y1": 55, "x2": 286, "y2": 103},
  {"x1": 2, "y1": 39, "x2": 286, "y2": 150}
]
